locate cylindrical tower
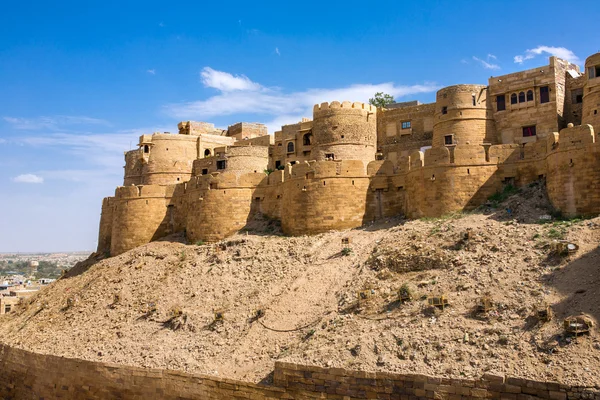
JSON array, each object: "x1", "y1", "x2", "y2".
[
  {"x1": 123, "y1": 149, "x2": 143, "y2": 186},
  {"x1": 432, "y1": 84, "x2": 497, "y2": 147},
  {"x1": 310, "y1": 101, "x2": 377, "y2": 165},
  {"x1": 141, "y1": 134, "x2": 199, "y2": 185},
  {"x1": 582, "y1": 52, "x2": 600, "y2": 131},
  {"x1": 110, "y1": 185, "x2": 171, "y2": 256}
]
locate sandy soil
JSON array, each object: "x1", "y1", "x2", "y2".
[{"x1": 1, "y1": 182, "x2": 599, "y2": 386}]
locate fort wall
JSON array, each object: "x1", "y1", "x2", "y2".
[
  {"x1": 432, "y1": 85, "x2": 496, "y2": 147},
  {"x1": 97, "y1": 197, "x2": 115, "y2": 254},
  {"x1": 546, "y1": 124, "x2": 600, "y2": 216},
  {"x1": 280, "y1": 160, "x2": 373, "y2": 235},
  {"x1": 582, "y1": 53, "x2": 600, "y2": 131},
  {"x1": 1, "y1": 344, "x2": 598, "y2": 400},
  {"x1": 193, "y1": 145, "x2": 269, "y2": 177},
  {"x1": 311, "y1": 102, "x2": 377, "y2": 166},
  {"x1": 123, "y1": 149, "x2": 143, "y2": 186},
  {"x1": 377, "y1": 102, "x2": 435, "y2": 165},
  {"x1": 141, "y1": 134, "x2": 199, "y2": 185},
  {"x1": 227, "y1": 122, "x2": 268, "y2": 140},
  {"x1": 97, "y1": 53, "x2": 600, "y2": 254},
  {"x1": 110, "y1": 185, "x2": 174, "y2": 256}
]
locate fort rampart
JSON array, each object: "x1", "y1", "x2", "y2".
[
  {"x1": 97, "y1": 53, "x2": 600, "y2": 256},
  {"x1": 0, "y1": 344, "x2": 598, "y2": 399}
]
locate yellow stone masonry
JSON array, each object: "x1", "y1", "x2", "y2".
[{"x1": 97, "y1": 53, "x2": 600, "y2": 256}]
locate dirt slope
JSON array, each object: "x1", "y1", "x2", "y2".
[{"x1": 1, "y1": 183, "x2": 599, "y2": 385}]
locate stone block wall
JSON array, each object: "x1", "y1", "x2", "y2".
[
  {"x1": 97, "y1": 197, "x2": 115, "y2": 255},
  {"x1": 109, "y1": 185, "x2": 174, "y2": 256},
  {"x1": 546, "y1": 124, "x2": 600, "y2": 216},
  {"x1": 140, "y1": 133, "x2": 199, "y2": 185},
  {"x1": 311, "y1": 102, "x2": 377, "y2": 165},
  {"x1": 1, "y1": 344, "x2": 598, "y2": 400},
  {"x1": 377, "y1": 102, "x2": 435, "y2": 164}
]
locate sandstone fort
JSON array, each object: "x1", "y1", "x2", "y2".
[{"x1": 97, "y1": 53, "x2": 600, "y2": 256}]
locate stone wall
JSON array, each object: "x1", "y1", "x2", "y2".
[
  {"x1": 141, "y1": 133, "x2": 199, "y2": 185},
  {"x1": 109, "y1": 185, "x2": 174, "y2": 256},
  {"x1": 311, "y1": 102, "x2": 377, "y2": 165},
  {"x1": 377, "y1": 103, "x2": 435, "y2": 165},
  {"x1": 487, "y1": 57, "x2": 579, "y2": 145},
  {"x1": 97, "y1": 197, "x2": 115, "y2": 255},
  {"x1": 228, "y1": 122, "x2": 268, "y2": 140},
  {"x1": 546, "y1": 124, "x2": 600, "y2": 216},
  {"x1": 432, "y1": 85, "x2": 496, "y2": 147},
  {"x1": 280, "y1": 160, "x2": 373, "y2": 235},
  {"x1": 582, "y1": 53, "x2": 600, "y2": 132},
  {"x1": 1, "y1": 344, "x2": 598, "y2": 400},
  {"x1": 123, "y1": 149, "x2": 143, "y2": 186}
]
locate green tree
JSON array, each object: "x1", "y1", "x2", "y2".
[{"x1": 368, "y1": 92, "x2": 395, "y2": 108}]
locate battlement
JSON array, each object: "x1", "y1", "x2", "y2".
[{"x1": 313, "y1": 101, "x2": 375, "y2": 113}]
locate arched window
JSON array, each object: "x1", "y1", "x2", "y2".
[
  {"x1": 510, "y1": 93, "x2": 517, "y2": 104},
  {"x1": 204, "y1": 149, "x2": 211, "y2": 157},
  {"x1": 143, "y1": 145, "x2": 149, "y2": 153},
  {"x1": 287, "y1": 142, "x2": 295, "y2": 153},
  {"x1": 303, "y1": 133, "x2": 312, "y2": 146},
  {"x1": 526, "y1": 90, "x2": 533, "y2": 102},
  {"x1": 518, "y1": 92, "x2": 525, "y2": 103}
]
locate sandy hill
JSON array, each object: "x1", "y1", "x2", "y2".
[{"x1": 1, "y1": 182, "x2": 599, "y2": 386}]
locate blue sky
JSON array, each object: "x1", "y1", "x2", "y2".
[{"x1": 0, "y1": 0, "x2": 598, "y2": 252}]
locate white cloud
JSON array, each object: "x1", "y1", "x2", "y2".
[
  {"x1": 514, "y1": 46, "x2": 580, "y2": 65},
  {"x1": 472, "y1": 56, "x2": 500, "y2": 70},
  {"x1": 0, "y1": 138, "x2": 6, "y2": 144},
  {"x1": 17, "y1": 128, "x2": 168, "y2": 169},
  {"x1": 275, "y1": 47, "x2": 280, "y2": 56},
  {"x1": 158, "y1": 22, "x2": 165, "y2": 28},
  {"x1": 13, "y1": 174, "x2": 44, "y2": 184},
  {"x1": 3, "y1": 115, "x2": 110, "y2": 131},
  {"x1": 200, "y1": 67, "x2": 262, "y2": 92},
  {"x1": 147, "y1": 69, "x2": 156, "y2": 75},
  {"x1": 167, "y1": 67, "x2": 440, "y2": 130},
  {"x1": 487, "y1": 54, "x2": 497, "y2": 60}
]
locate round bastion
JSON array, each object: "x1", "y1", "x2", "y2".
[
  {"x1": 582, "y1": 52, "x2": 600, "y2": 131},
  {"x1": 432, "y1": 84, "x2": 497, "y2": 147},
  {"x1": 310, "y1": 101, "x2": 377, "y2": 165}
]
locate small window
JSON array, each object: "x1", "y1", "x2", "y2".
[
  {"x1": 518, "y1": 92, "x2": 525, "y2": 103},
  {"x1": 572, "y1": 88, "x2": 583, "y2": 104},
  {"x1": 510, "y1": 93, "x2": 517, "y2": 104},
  {"x1": 472, "y1": 95, "x2": 476, "y2": 106},
  {"x1": 596, "y1": 65, "x2": 600, "y2": 78},
  {"x1": 540, "y1": 86, "x2": 550, "y2": 104},
  {"x1": 444, "y1": 135, "x2": 453, "y2": 145},
  {"x1": 496, "y1": 95, "x2": 506, "y2": 111},
  {"x1": 204, "y1": 149, "x2": 211, "y2": 157},
  {"x1": 202, "y1": 168, "x2": 208, "y2": 175},
  {"x1": 526, "y1": 90, "x2": 533, "y2": 102},
  {"x1": 523, "y1": 125, "x2": 536, "y2": 137},
  {"x1": 277, "y1": 143, "x2": 282, "y2": 146},
  {"x1": 401, "y1": 121, "x2": 411, "y2": 129},
  {"x1": 216, "y1": 160, "x2": 227, "y2": 170},
  {"x1": 275, "y1": 160, "x2": 281, "y2": 169},
  {"x1": 325, "y1": 153, "x2": 335, "y2": 160},
  {"x1": 303, "y1": 133, "x2": 312, "y2": 146},
  {"x1": 441, "y1": 106, "x2": 448, "y2": 115},
  {"x1": 143, "y1": 145, "x2": 149, "y2": 153},
  {"x1": 287, "y1": 142, "x2": 295, "y2": 153}
]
